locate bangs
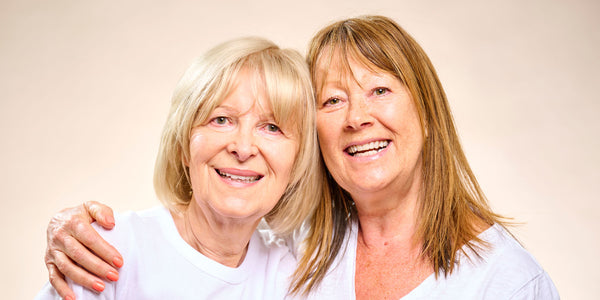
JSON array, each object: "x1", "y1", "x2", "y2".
[
  {"x1": 189, "y1": 62, "x2": 242, "y2": 128},
  {"x1": 247, "y1": 50, "x2": 307, "y2": 135},
  {"x1": 314, "y1": 43, "x2": 383, "y2": 96},
  {"x1": 190, "y1": 50, "x2": 307, "y2": 135},
  {"x1": 311, "y1": 18, "x2": 407, "y2": 97}
]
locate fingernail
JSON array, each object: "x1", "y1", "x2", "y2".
[
  {"x1": 107, "y1": 271, "x2": 119, "y2": 281},
  {"x1": 65, "y1": 295, "x2": 75, "y2": 300},
  {"x1": 92, "y1": 280, "x2": 105, "y2": 292},
  {"x1": 113, "y1": 256, "x2": 123, "y2": 268},
  {"x1": 105, "y1": 216, "x2": 115, "y2": 226}
]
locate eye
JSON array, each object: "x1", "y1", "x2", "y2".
[
  {"x1": 211, "y1": 116, "x2": 229, "y2": 125},
  {"x1": 324, "y1": 97, "x2": 341, "y2": 106},
  {"x1": 373, "y1": 87, "x2": 389, "y2": 96},
  {"x1": 265, "y1": 123, "x2": 281, "y2": 133}
]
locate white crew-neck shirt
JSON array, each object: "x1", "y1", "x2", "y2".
[{"x1": 36, "y1": 206, "x2": 297, "y2": 299}]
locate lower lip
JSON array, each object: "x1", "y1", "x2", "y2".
[{"x1": 215, "y1": 170, "x2": 261, "y2": 188}]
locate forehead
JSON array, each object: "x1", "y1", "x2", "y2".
[
  {"x1": 315, "y1": 48, "x2": 393, "y2": 88},
  {"x1": 216, "y1": 68, "x2": 272, "y2": 113}
]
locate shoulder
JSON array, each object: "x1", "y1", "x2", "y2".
[
  {"x1": 301, "y1": 221, "x2": 358, "y2": 299},
  {"x1": 476, "y1": 224, "x2": 544, "y2": 278},
  {"x1": 91, "y1": 206, "x2": 168, "y2": 241},
  {"x1": 251, "y1": 226, "x2": 297, "y2": 267},
  {"x1": 88, "y1": 206, "x2": 172, "y2": 277},
  {"x1": 453, "y1": 224, "x2": 560, "y2": 298},
  {"x1": 249, "y1": 226, "x2": 298, "y2": 285}
]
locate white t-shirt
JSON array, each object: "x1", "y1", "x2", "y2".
[
  {"x1": 308, "y1": 222, "x2": 559, "y2": 299},
  {"x1": 35, "y1": 206, "x2": 297, "y2": 300}
]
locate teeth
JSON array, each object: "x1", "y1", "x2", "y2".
[
  {"x1": 216, "y1": 170, "x2": 261, "y2": 183},
  {"x1": 346, "y1": 140, "x2": 389, "y2": 157}
]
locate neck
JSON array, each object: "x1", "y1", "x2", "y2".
[
  {"x1": 171, "y1": 203, "x2": 259, "y2": 268},
  {"x1": 355, "y1": 195, "x2": 420, "y2": 249},
  {"x1": 352, "y1": 176, "x2": 423, "y2": 249}
]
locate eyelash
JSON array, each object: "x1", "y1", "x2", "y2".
[
  {"x1": 322, "y1": 87, "x2": 390, "y2": 107},
  {"x1": 323, "y1": 97, "x2": 342, "y2": 107},
  {"x1": 210, "y1": 116, "x2": 283, "y2": 136},
  {"x1": 211, "y1": 116, "x2": 230, "y2": 125},
  {"x1": 264, "y1": 123, "x2": 281, "y2": 133},
  {"x1": 373, "y1": 87, "x2": 390, "y2": 96}
]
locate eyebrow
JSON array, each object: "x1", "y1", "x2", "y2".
[
  {"x1": 212, "y1": 104, "x2": 237, "y2": 112},
  {"x1": 212, "y1": 102, "x2": 277, "y2": 120}
]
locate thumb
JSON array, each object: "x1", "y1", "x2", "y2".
[{"x1": 84, "y1": 201, "x2": 116, "y2": 229}]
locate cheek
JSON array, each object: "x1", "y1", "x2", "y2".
[
  {"x1": 391, "y1": 117, "x2": 424, "y2": 158},
  {"x1": 381, "y1": 101, "x2": 422, "y2": 138},
  {"x1": 188, "y1": 134, "x2": 206, "y2": 165},
  {"x1": 316, "y1": 132, "x2": 336, "y2": 166},
  {"x1": 264, "y1": 140, "x2": 299, "y2": 178},
  {"x1": 317, "y1": 114, "x2": 346, "y2": 170},
  {"x1": 188, "y1": 131, "x2": 221, "y2": 168},
  {"x1": 316, "y1": 114, "x2": 338, "y2": 151}
]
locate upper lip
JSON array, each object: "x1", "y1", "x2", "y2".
[
  {"x1": 215, "y1": 168, "x2": 264, "y2": 180},
  {"x1": 216, "y1": 168, "x2": 262, "y2": 177}
]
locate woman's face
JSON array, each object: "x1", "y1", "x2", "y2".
[
  {"x1": 187, "y1": 69, "x2": 299, "y2": 222},
  {"x1": 315, "y1": 56, "x2": 424, "y2": 203}
]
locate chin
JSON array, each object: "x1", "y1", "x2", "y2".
[{"x1": 216, "y1": 202, "x2": 274, "y2": 220}]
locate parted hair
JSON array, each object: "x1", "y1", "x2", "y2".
[
  {"x1": 291, "y1": 15, "x2": 505, "y2": 295},
  {"x1": 153, "y1": 37, "x2": 322, "y2": 237}
]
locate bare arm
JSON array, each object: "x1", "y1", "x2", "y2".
[{"x1": 45, "y1": 201, "x2": 123, "y2": 299}]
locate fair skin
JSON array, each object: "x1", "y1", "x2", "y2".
[
  {"x1": 43, "y1": 69, "x2": 299, "y2": 299},
  {"x1": 175, "y1": 68, "x2": 298, "y2": 267},
  {"x1": 45, "y1": 58, "x2": 431, "y2": 299},
  {"x1": 316, "y1": 54, "x2": 432, "y2": 299}
]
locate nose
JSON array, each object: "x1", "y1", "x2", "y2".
[
  {"x1": 345, "y1": 97, "x2": 373, "y2": 130},
  {"x1": 226, "y1": 126, "x2": 258, "y2": 162}
]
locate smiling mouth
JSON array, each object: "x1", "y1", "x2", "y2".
[
  {"x1": 215, "y1": 169, "x2": 263, "y2": 183},
  {"x1": 345, "y1": 140, "x2": 390, "y2": 157}
]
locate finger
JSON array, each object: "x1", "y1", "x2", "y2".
[
  {"x1": 47, "y1": 262, "x2": 76, "y2": 300},
  {"x1": 84, "y1": 201, "x2": 115, "y2": 229},
  {"x1": 68, "y1": 217, "x2": 124, "y2": 269},
  {"x1": 53, "y1": 249, "x2": 108, "y2": 293},
  {"x1": 62, "y1": 234, "x2": 121, "y2": 280}
]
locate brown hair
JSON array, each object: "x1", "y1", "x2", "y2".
[{"x1": 291, "y1": 15, "x2": 505, "y2": 295}]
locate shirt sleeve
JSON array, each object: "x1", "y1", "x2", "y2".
[{"x1": 509, "y1": 271, "x2": 560, "y2": 300}]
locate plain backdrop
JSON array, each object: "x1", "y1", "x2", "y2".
[{"x1": 2, "y1": 0, "x2": 598, "y2": 299}]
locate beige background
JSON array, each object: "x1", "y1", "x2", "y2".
[{"x1": 2, "y1": 0, "x2": 598, "y2": 299}]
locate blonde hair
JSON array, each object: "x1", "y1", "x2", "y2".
[
  {"x1": 292, "y1": 15, "x2": 506, "y2": 295},
  {"x1": 153, "y1": 37, "x2": 322, "y2": 236}
]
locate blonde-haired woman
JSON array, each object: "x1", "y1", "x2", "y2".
[
  {"x1": 42, "y1": 16, "x2": 558, "y2": 299},
  {"x1": 36, "y1": 36, "x2": 321, "y2": 299}
]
